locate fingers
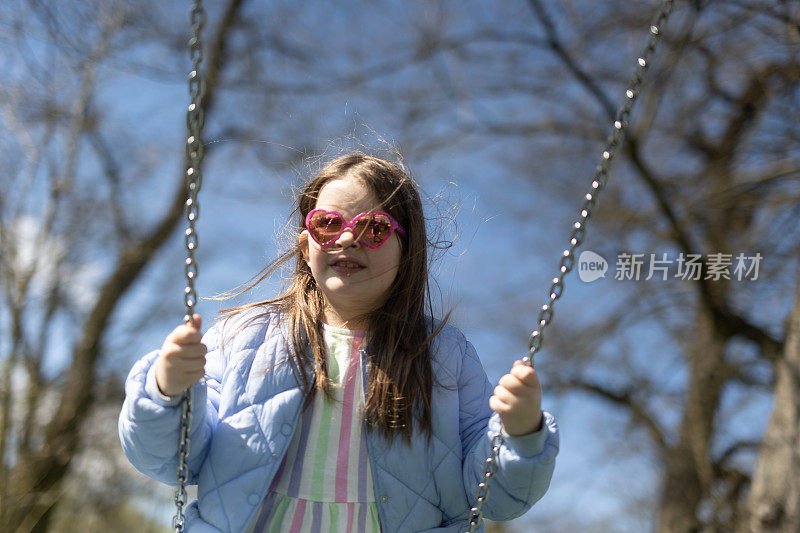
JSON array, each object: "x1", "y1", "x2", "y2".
[
  {"x1": 188, "y1": 313, "x2": 202, "y2": 329},
  {"x1": 491, "y1": 359, "x2": 544, "y2": 436},
  {"x1": 168, "y1": 314, "x2": 204, "y2": 345},
  {"x1": 492, "y1": 383, "x2": 518, "y2": 406},
  {"x1": 160, "y1": 353, "x2": 206, "y2": 375},
  {"x1": 155, "y1": 351, "x2": 206, "y2": 397},
  {"x1": 510, "y1": 359, "x2": 537, "y2": 383},
  {"x1": 166, "y1": 343, "x2": 207, "y2": 360},
  {"x1": 489, "y1": 394, "x2": 511, "y2": 414},
  {"x1": 492, "y1": 362, "x2": 541, "y2": 411},
  {"x1": 161, "y1": 314, "x2": 206, "y2": 362},
  {"x1": 498, "y1": 361, "x2": 540, "y2": 393},
  {"x1": 155, "y1": 315, "x2": 207, "y2": 396}
]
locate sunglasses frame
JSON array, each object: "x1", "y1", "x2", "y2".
[{"x1": 305, "y1": 209, "x2": 406, "y2": 249}]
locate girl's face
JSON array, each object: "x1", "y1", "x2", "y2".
[{"x1": 300, "y1": 177, "x2": 401, "y2": 328}]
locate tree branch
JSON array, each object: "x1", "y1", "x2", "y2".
[
  {"x1": 527, "y1": 0, "x2": 616, "y2": 119},
  {"x1": 718, "y1": 62, "x2": 800, "y2": 165},
  {"x1": 562, "y1": 378, "x2": 669, "y2": 454},
  {"x1": 87, "y1": 131, "x2": 131, "y2": 240},
  {"x1": 6, "y1": 0, "x2": 248, "y2": 528},
  {"x1": 625, "y1": 139, "x2": 785, "y2": 356}
]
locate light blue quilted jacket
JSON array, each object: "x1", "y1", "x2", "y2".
[{"x1": 119, "y1": 309, "x2": 559, "y2": 532}]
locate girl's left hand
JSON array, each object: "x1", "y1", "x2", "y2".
[{"x1": 489, "y1": 360, "x2": 544, "y2": 436}]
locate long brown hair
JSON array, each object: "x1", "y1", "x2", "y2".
[{"x1": 219, "y1": 152, "x2": 444, "y2": 442}]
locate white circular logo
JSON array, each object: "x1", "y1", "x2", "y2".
[{"x1": 578, "y1": 250, "x2": 608, "y2": 282}]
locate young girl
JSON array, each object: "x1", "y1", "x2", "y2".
[{"x1": 119, "y1": 153, "x2": 559, "y2": 532}]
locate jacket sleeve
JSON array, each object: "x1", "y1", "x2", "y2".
[
  {"x1": 458, "y1": 339, "x2": 559, "y2": 521},
  {"x1": 118, "y1": 323, "x2": 225, "y2": 486}
]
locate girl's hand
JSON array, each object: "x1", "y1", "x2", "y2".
[
  {"x1": 155, "y1": 314, "x2": 207, "y2": 397},
  {"x1": 489, "y1": 360, "x2": 544, "y2": 436}
]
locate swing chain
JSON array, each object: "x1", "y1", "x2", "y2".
[
  {"x1": 174, "y1": 1, "x2": 206, "y2": 532},
  {"x1": 467, "y1": 433, "x2": 503, "y2": 528},
  {"x1": 523, "y1": 0, "x2": 674, "y2": 365},
  {"x1": 468, "y1": 2, "x2": 673, "y2": 531},
  {"x1": 174, "y1": 394, "x2": 194, "y2": 531},
  {"x1": 182, "y1": 0, "x2": 206, "y2": 327}
]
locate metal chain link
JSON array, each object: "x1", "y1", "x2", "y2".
[
  {"x1": 468, "y1": 1, "x2": 674, "y2": 530},
  {"x1": 467, "y1": 433, "x2": 504, "y2": 528},
  {"x1": 173, "y1": 391, "x2": 194, "y2": 532},
  {"x1": 174, "y1": 1, "x2": 206, "y2": 531}
]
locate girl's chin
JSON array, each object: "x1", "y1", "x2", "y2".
[
  {"x1": 321, "y1": 285, "x2": 364, "y2": 306},
  {"x1": 322, "y1": 279, "x2": 355, "y2": 293},
  {"x1": 322, "y1": 290, "x2": 383, "y2": 314}
]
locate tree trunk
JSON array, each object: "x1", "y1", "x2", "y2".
[
  {"x1": 745, "y1": 272, "x2": 800, "y2": 532},
  {"x1": 658, "y1": 307, "x2": 728, "y2": 533},
  {"x1": 2, "y1": 1, "x2": 246, "y2": 529}
]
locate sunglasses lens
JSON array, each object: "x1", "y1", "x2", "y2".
[
  {"x1": 308, "y1": 211, "x2": 342, "y2": 244},
  {"x1": 354, "y1": 213, "x2": 392, "y2": 246}
]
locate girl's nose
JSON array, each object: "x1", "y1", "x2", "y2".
[{"x1": 335, "y1": 229, "x2": 361, "y2": 249}]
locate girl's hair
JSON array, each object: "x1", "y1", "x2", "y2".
[{"x1": 220, "y1": 152, "x2": 445, "y2": 442}]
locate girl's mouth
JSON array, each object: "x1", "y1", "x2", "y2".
[{"x1": 330, "y1": 259, "x2": 365, "y2": 275}]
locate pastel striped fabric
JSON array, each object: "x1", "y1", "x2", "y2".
[{"x1": 246, "y1": 325, "x2": 381, "y2": 533}]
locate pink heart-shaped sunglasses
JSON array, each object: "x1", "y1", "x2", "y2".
[{"x1": 305, "y1": 209, "x2": 406, "y2": 249}]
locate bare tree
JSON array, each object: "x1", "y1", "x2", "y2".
[
  {"x1": 2, "y1": 1, "x2": 797, "y2": 532},
  {"x1": 448, "y1": 1, "x2": 800, "y2": 530},
  {"x1": 0, "y1": 0, "x2": 247, "y2": 529},
  {"x1": 747, "y1": 279, "x2": 800, "y2": 531}
]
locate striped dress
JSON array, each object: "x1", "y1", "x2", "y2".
[{"x1": 245, "y1": 324, "x2": 382, "y2": 533}]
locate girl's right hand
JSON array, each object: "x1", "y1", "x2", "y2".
[{"x1": 155, "y1": 314, "x2": 208, "y2": 397}]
